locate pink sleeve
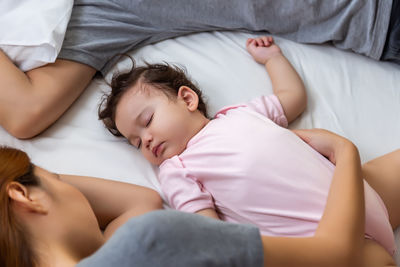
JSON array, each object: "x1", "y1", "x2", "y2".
[
  {"x1": 158, "y1": 157, "x2": 215, "y2": 213},
  {"x1": 247, "y1": 94, "x2": 288, "y2": 127}
]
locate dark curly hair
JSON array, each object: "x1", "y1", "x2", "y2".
[{"x1": 98, "y1": 61, "x2": 208, "y2": 137}]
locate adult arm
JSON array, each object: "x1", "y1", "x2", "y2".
[
  {"x1": 196, "y1": 208, "x2": 220, "y2": 219},
  {"x1": 261, "y1": 129, "x2": 364, "y2": 267},
  {"x1": 246, "y1": 36, "x2": 307, "y2": 124},
  {"x1": 77, "y1": 210, "x2": 264, "y2": 267},
  {"x1": 76, "y1": 129, "x2": 365, "y2": 267},
  {"x1": 59, "y1": 174, "x2": 163, "y2": 239},
  {"x1": 0, "y1": 50, "x2": 96, "y2": 139}
]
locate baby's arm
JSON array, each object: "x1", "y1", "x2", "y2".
[{"x1": 246, "y1": 36, "x2": 306, "y2": 124}]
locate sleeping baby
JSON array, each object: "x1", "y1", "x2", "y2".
[{"x1": 99, "y1": 36, "x2": 397, "y2": 258}]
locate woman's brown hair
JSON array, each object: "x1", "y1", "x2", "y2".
[
  {"x1": 98, "y1": 61, "x2": 208, "y2": 137},
  {"x1": 0, "y1": 147, "x2": 40, "y2": 267}
]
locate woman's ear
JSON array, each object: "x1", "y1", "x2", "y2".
[
  {"x1": 177, "y1": 86, "x2": 199, "y2": 112},
  {"x1": 7, "y1": 182, "x2": 48, "y2": 215}
]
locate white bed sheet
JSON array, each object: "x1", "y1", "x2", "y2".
[{"x1": 1, "y1": 31, "x2": 399, "y2": 263}]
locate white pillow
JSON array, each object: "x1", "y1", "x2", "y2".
[{"x1": 0, "y1": 0, "x2": 73, "y2": 72}]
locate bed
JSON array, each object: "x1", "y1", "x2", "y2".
[{"x1": 1, "y1": 27, "x2": 400, "y2": 263}]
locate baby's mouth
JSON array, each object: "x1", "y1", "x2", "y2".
[{"x1": 152, "y1": 142, "x2": 164, "y2": 157}]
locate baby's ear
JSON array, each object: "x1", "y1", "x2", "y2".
[{"x1": 177, "y1": 86, "x2": 199, "y2": 111}]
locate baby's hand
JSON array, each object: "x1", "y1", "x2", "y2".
[{"x1": 246, "y1": 36, "x2": 282, "y2": 65}]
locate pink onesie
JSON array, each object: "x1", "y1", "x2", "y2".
[{"x1": 158, "y1": 95, "x2": 395, "y2": 255}]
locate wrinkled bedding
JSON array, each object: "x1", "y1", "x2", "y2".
[{"x1": 1, "y1": 31, "x2": 399, "y2": 263}]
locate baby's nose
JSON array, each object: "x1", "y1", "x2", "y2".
[{"x1": 142, "y1": 131, "x2": 153, "y2": 148}]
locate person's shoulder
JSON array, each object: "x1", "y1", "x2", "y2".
[
  {"x1": 77, "y1": 211, "x2": 180, "y2": 267},
  {"x1": 214, "y1": 103, "x2": 247, "y2": 117},
  {"x1": 159, "y1": 154, "x2": 184, "y2": 170}
]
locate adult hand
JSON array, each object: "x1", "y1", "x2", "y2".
[{"x1": 292, "y1": 128, "x2": 354, "y2": 165}]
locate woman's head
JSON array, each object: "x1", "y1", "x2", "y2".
[
  {"x1": 0, "y1": 147, "x2": 104, "y2": 266},
  {"x1": 99, "y1": 62, "x2": 210, "y2": 165},
  {"x1": 0, "y1": 147, "x2": 40, "y2": 267}
]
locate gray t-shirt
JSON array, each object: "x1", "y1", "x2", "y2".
[
  {"x1": 59, "y1": 0, "x2": 392, "y2": 75},
  {"x1": 76, "y1": 210, "x2": 263, "y2": 267}
]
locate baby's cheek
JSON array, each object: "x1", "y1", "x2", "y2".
[{"x1": 143, "y1": 151, "x2": 154, "y2": 164}]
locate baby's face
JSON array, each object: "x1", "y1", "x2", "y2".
[{"x1": 115, "y1": 84, "x2": 203, "y2": 165}]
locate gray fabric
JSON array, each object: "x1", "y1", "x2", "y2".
[
  {"x1": 59, "y1": 0, "x2": 393, "y2": 76},
  {"x1": 381, "y1": 0, "x2": 400, "y2": 64},
  {"x1": 76, "y1": 210, "x2": 263, "y2": 267}
]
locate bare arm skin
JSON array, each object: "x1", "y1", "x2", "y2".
[
  {"x1": 361, "y1": 150, "x2": 400, "y2": 267},
  {"x1": 196, "y1": 208, "x2": 220, "y2": 220},
  {"x1": 363, "y1": 149, "x2": 400, "y2": 230},
  {"x1": 246, "y1": 36, "x2": 307, "y2": 124},
  {"x1": 59, "y1": 174, "x2": 163, "y2": 239},
  {"x1": 0, "y1": 50, "x2": 96, "y2": 139},
  {"x1": 261, "y1": 129, "x2": 365, "y2": 267}
]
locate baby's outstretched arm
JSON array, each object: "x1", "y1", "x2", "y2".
[{"x1": 246, "y1": 36, "x2": 306, "y2": 124}]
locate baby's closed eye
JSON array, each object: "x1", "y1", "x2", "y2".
[{"x1": 146, "y1": 114, "x2": 153, "y2": 127}]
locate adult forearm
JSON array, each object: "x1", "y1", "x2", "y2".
[
  {"x1": 59, "y1": 174, "x2": 162, "y2": 237},
  {"x1": 0, "y1": 50, "x2": 32, "y2": 88},
  {"x1": 263, "y1": 129, "x2": 365, "y2": 267},
  {"x1": 0, "y1": 51, "x2": 33, "y2": 136},
  {"x1": 261, "y1": 143, "x2": 364, "y2": 267},
  {"x1": 0, "y1": 50, "x2": 96, "y2": 138},
  {"x1": 315, "y1": 142, "x2": 365, "y2": 260}
]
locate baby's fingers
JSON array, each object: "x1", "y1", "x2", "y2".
[
  {"x1": 246, "y1": 39, "x2": 257, "y2": 54},
  {"x1": 261, "y1": 36, "x2": 273, "y2": 46},
  {"x1": 261, "y1": 36, "x2": 269, "y2": 46},
  {"x1": 246, "y1": 38, "x2": 254, "y2": 47},
  {"x1": 253, "y1": 38, "x2": 264, "y2": 47}
]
